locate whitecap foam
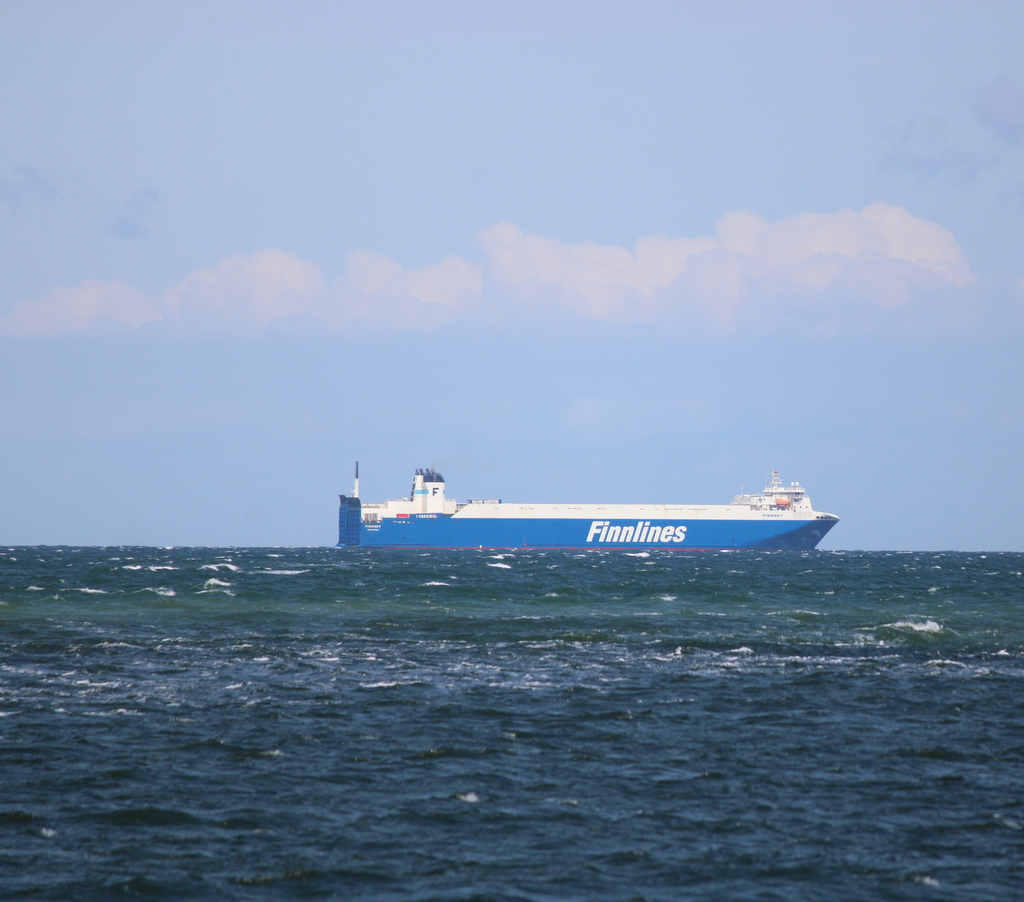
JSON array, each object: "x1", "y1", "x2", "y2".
[
  {"x1": 200, "y1": 563, "x2": 240, "y2": 572},
  {"x1": 885, "y1": 620, "x2": 943, "y2": 633},
  {"x1": 75, "y1": 588, "x2": 107, "y2": 594},
  {"x1": 203, "y1": 578, "x2": 232, "y2": 588},
  {"x1": 487, "y1": 563, "x2": 512, "y2": 569},
  {"x1": 457, "y1": 792, "x2": 479, "y2": 803},
  {"x1": 260, "y1": 570, "x2": 310, "y2": 575},
  {"x1": 422, "y1": 581, "x2": 450, "y2": 586},
  {"x1": 624, "y1": 552, "x2": 650, "y2": 558}
]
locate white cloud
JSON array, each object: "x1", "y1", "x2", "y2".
[
  {"x1": 165, "y1": 249, "x2": 328, "y2": 332},
  {"x1": 715, "y1": 203, "x2": 970, "y2": 285},
  {"x1": 0, "y1": 203, "x2": 980, "y2": 337},
  {"x1": 0, "y1": 279, "x2": 160, "y2": 337},
  {"x1": 344, "y1": 251, "x2": 482, "y2": 309},
  {"x1": 478, "y1": 202, "x2": 972, "y2": 326},
  {"x1": 479, "y1": 222, "x2": 715, "y2": 319}
]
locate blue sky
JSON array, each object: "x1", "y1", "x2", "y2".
[{"x1": 2, "y1": 1, "x2": 1023, "y2": 549}]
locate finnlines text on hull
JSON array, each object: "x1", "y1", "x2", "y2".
[{"x1": 587, "y1": 522, "x2": 687, "y2": 543}]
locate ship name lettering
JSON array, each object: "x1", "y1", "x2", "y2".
[{"x1": 586, "y1": 520, "x2": 687, "y2": 544}]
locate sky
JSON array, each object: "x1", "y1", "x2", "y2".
[{"x1": 1, "y1": 0, "x2": 1023, "y2": 550}]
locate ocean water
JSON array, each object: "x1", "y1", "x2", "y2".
[{"x1": 1, "y1": 547, "x2": 1023, "y2": 901}]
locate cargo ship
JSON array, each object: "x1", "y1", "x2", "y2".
[{"x1": 337, "y1": 466, "x2": 839, "y2": 549}]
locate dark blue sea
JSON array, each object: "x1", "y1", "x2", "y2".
[{"x1": 2, "y1": 547, "x2": 1023, "y2": 900}]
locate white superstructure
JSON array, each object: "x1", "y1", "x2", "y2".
[{"x1": 359, "y1": 468, "x2": 835, "y2": 524}]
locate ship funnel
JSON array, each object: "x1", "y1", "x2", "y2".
[
  {"x1": 410, "y1": 467, "x2": 447, "y2": 513},
  {"x1": 353, "y1": 461, "x2": 359, "y2": 499}
]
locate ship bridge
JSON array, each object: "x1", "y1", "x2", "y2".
[{"x1": 731, "y1": 470, "x2": 812, "y2": 512}]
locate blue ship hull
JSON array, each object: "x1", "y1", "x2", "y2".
[{"x1": 345, "y1": 515, "x2": 835, "y2": 550}]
